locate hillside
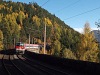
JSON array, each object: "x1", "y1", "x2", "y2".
[{"x1": 0, "y1": 1, "x2": 81, "y2": 58}]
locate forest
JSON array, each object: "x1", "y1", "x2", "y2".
[{"x1": 0, "y1": 1, "x2": 100, "y2": 63}]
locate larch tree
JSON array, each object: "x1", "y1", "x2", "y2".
[{"x1": 77, "y1": 22, "x2": 99, "y2": 62}]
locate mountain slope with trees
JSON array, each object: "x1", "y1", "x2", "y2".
[
  {"x1": 0, "y1": 1, "x2": 100, "y2": 63},
  {"x1": 0, "y1": 1, "x2": 80, "y2": 56}
]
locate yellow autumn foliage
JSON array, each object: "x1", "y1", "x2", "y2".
[
  {"x1": 45, "y1": 17, "x2": 52, "y2": 26},
  {"x1": 32, "y1": 15, "x2": 40, "y2": 26},
  {"x1": 77, "y1": 22, "x2": 99, "y2": 62},
  {"x1": 0, "y1": 30, "x2": 3, "y2": 50},
  {"x1": 0, "y1": 4, "x2": 5, "y2": 10}
]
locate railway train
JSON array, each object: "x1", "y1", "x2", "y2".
[{"x1": 15, "y1": 42, "x2": 42, "y2": 54}]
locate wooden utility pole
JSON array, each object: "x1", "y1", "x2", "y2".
[
  {"x1": 29, "y1": 34, "x2": 30, "y2": 44},
  {"x1": 14, "y1": 38, "x2": 15, "y2": 48},
  {"x1": 44, "y1": 20, "x2": 46, "y2": 54}
]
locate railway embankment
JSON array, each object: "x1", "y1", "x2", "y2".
[{"x1": 25, "y1": 50, "x2": 100, "y2": 75}]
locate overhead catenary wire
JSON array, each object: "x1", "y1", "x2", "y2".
[
  {"x1": 64, "y1": 6, "x2": 100, "y2": 20},
  {"x1": 56, "y1": 0, "x2": 81, "y2": 13},
  {"x1": 41, "y1": 0, "x2": 50, "y2": 7}
]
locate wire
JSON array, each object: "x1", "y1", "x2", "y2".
[
  {"x1": 56, "y1": 0, "x2": 81, "y2": 13},
  {"x1": 64, "y1": 6, "x2": 100, "y2": 20},
  {"x1": 41, "y1": 0, "x2": 50, "y2": 7}
]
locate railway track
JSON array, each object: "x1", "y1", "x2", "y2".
[
  {"x1": 0, "y1": 50, "x2": 84, "y2": 75},
  {"x1": 1, "y1": 53, "x2": 70, "y2": 75},
  {"x1": 17, "y1": 55, "x2": 55, "y2": 75},
  {"x1": 17, "y1": 54, "x2": 72, "y2": 75},
  {"x1": 0, "y1": 54, "x2": 8, "y2": 75},
  {"x1": 23, "y1": 54, "x2": 85, "y2": 75},
  {"x1": 13, "y1": 54, "x2": 49, "y2": 75},
  {"x1": 2, "y1": 54, "x2": 27, "y2": 75}
]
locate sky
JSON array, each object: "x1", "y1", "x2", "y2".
[{"x1": 13, "y1": 0, "x2": 100, "y2": 33}]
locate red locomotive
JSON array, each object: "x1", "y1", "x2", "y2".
[{"x1": 15, "y1": 42, "x2": 41, "y2": 54}]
